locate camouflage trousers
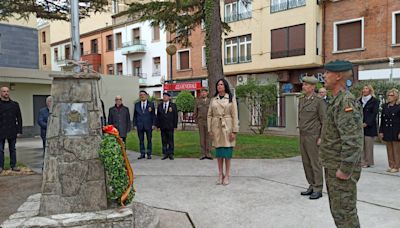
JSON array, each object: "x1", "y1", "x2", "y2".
[{"x1": 325, "y1": 168, "x2": 361, "y2": 228}]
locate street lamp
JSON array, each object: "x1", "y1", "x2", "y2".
[
  {"x1": 166, "y1": 44, "x2": 177, "y2": 83},
  {"x1": 389, "y1": 57, "x2": 394, "y2": 82}
]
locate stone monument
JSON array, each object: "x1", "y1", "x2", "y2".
[{"x1": 40, "y1": 73, "x2": 107, "y2": 215}]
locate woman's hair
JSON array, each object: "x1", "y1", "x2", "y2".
[
  {"x1": 361, "y1": 85, "x2": 375, "y2": 97},
  {"x1": 214, "y1": 78, "x2": 233, "y2": 103},
  {"x1": 387, "y1": 88, "x2": 400, "y2": 104}
]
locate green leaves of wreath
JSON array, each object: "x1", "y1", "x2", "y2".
[{"x1": 99, "y1": 134, "x2": 134, "y2": 205}]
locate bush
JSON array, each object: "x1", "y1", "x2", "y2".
[{"x1": 175, "y1": 91, "x2": 195, "y2": 113}]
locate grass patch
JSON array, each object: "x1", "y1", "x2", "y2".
[
  {"x1": 3, "y1": 156, "x2": 26, "y2": 169},
  {"x1": 126, "y1": 130, "x2": 299, "y2": 159}
]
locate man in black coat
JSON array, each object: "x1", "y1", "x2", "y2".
[
  {"x1": 38, "y1": 96, "x2": 52, "y2": 156},
  {"x1": 156, "y1": 92, "x2": 178, "y2": 160},
  {"x1": 133, "y1": 91, "x2": 156, "y2": 159},
  {"x1": 0, "y1": 86, "x2": 22, "y2": 173},
  {"x1": 108, "y1": 95, "x2": 131, "y2": 145}
]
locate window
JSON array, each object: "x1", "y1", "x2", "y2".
[
  {"x1": 270, "y1": 0, "x2": 306, "y2": 13},
  {"x1": 202, "y1": 46, "x2": 207, "y2": 67},
  {"x1": 271, "y1": 24, "x2": 305, "y2": 59},
  {"x1": 116, "y1": 63, "x2": 123, "y2": 75},
  {"x1": 107, "y1": 64, "x2": 114, "y2": 75},
  {"x1": 225, "y1": 37, "x2": 238, "y2": 64},
  {"x1": 106, "y1": 35, "x2": 113, "y2": 51},
  {"x1": 153, "y1": 24, "x2": 160, "y2": 41},
  {"x1": 42, "y1": 31, "x2": 46, "y2": 43},
  {"x1": 153, "y1": 57, "x2": 161, "y2": 76},
  {"x1": 392, "y1": 11, "x2": 400, "y2": 45},
  {"x1": 133, "y1": 28, "x2": 140, "y2": 41},
  {"x1": 224, "y1": 34, "x2": 252, "y2": 64},
  {"x1": 43, "y1": 54, "x2": 47, "y2": 65},
  {"x1": 239, "y1": 35, "x2": 251, "y2": 62},
  {"x1": 133, "y1": 60, "x2": 142, "y2": 77},
  {"x1": 334, "y1": 18, "x2": 364, "y2": 52},
  {"x1": 80, "y1": 42, "x2": 84, "y2": 55},
  {"x1": 224, "y1": 1, "x2": 238, "y2": 22},
  {"x1": 65, "y1": 45, "x2": 70, "y2": 59},
  {"x1": 54, "y1": 48, "x2": 58, "y2": 60},
  {"x1": 115, "y1": 33, "x2": 122, "y2": 49},
  {"x1": 177, "y1": 50, "x2": 190, "y2": 70},
  {"x1": 224, "y1": 0, "x2": 252, "y2": 22},
  {"x1": 316, "y1": 22, "x2": 321, "y2": 55},
  {"x1": 91, "y1": 39, "x2": 98, "y2": 54}
]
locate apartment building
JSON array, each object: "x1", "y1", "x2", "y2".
[
  {"x1": 222, "y1": 0, "x2": 323, "y2": 92},
  {"x1": 324, "y1": 0, "x2": 400, "y2": 81},
  {"x1": 165, "y1": 25, "x2": 208, "y2": 98},
  {"x1": 38, "y1": 20, "x2": 52, "y2": 71}
]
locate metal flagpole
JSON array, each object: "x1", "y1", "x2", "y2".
[{"x1": 70, "y1": 0, "x2": 81, "y2": 73}]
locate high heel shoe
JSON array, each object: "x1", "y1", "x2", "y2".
[
  {"x1": 223, "y1": 175, "x2": 230, "y2": 186},
  {"x1": 216, "y1": 174, "x2": 224, "y2": 185}
]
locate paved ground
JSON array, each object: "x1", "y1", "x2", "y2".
[{"x1": 1, "y1": 137, "x2": 400, "y2": 228}]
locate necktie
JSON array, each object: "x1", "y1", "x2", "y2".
[
  {"x1": 142, "y1": 103, "x2": 145, "y2": 112},
  {"x1": 164, "y1": 103, "x2": 167, "y2": 113}
]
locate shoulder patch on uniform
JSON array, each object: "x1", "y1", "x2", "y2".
[{"x1": 344, "y1": 107, "x2": 353, "y2": 112}]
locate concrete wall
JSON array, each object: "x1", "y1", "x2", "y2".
[{"x1": 0, "y1": 23, "x2": 38, "y2": 69}]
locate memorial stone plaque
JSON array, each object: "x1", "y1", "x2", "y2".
[{"x1": 61, "y1": 103, "x2": 88, "y2": 136}]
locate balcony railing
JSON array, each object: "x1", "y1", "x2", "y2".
[
  {"x1": 270, "y1": 0, "x2": 306, "y2": 13},
  {"x1": 121, "y1": 40, "x2": 147, "y2": 55},
  {"x1": 224, "y1": 11, "x2": 252, "y2": 23}
]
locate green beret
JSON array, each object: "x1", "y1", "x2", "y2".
[
  {"x1": 302, "y1": 76, "x2": 319, "y2": 85},
  {"x1": 324, "y1": 60, "x2": 353, "y2": 72}
]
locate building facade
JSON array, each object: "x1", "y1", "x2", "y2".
[
  {"x1": 324, "y1": 0, "x2": 400, "y2": 82},
  {"x1": 38, "y1": 20, "x2": 52, "y2": 71}
]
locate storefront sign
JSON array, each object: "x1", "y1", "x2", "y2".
[{"x1": 164, "y1": 81, "x2": 203, "y2": 91}]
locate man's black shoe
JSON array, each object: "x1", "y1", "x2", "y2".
[
  {"x1": 161, "y1": 155, "x2": 169, "y2": 160},
  {"x1": 147, "y1": 155, "x2": 152, "y2": 159},
  {"x1": 206, "y1": 156, "x2": 213, "y2": 160},
  {"x1": 169, "y1": 155, "x2": 174, "y2": 160},
  {"x1": 309, "y1": 192, "x2": 322, "y2": 200},
  {"x1": 300, "y1": 188, "x2": 313, "y2": 196},
  {"x1": 200, "y1": 156, "x2": 206, "y2": 160},
  {"x1": 138, "y1": 155, "x2": 146, "y2": 160},
  {"x1": 11, "y1": 167, "x2": 20, "y2": 172}
]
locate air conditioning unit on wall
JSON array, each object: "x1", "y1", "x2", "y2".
[{"x1": 237, "y1": 75, "x2": 248, "y2": 85}]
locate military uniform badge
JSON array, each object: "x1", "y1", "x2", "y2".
[
  {"x1": 148, "y1": 107, "x2": 152, "y2": 112},
  {"x1": 168, "y1": 107, "x2": 173, "y2": 112}
]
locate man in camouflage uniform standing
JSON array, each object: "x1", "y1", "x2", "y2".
[
  {"x1": 298, "y1": 76, "x2": 325, "y2": 200},
  {"x1": 320, "y1": 60, "x2": 363, "y2": 228}
]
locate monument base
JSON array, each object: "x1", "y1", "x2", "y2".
[{"x1": 1, "y1": 194, "x2": 160, "y2": 228}]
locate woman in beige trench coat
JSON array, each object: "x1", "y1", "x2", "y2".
[{"x1": 207, "y1": 79, "x2": 239, "y2": 185}]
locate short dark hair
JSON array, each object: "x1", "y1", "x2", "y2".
[{"x1": 139, "y1": 90, "x2": 148, "y2": 95}]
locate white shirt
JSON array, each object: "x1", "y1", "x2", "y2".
[
  {"x1": 163, "y1": 101, "x2": 169, "y2": 113},
  {"x1": 141, "y1": 101, "x2": 147, "y2": 110}
]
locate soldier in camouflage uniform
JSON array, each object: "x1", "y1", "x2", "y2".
[{"x1": 320, "y1": 60, "x2": 363, "y2": 228}]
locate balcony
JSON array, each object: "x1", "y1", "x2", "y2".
[
  {"x1": 224, "y1": 11, "x2": 252, "y2": 23},
  {"x1": 224, "y1": 55, "x2": 252, "y2": 65},
  {"x1": 132, "y1": 73, "x2": 147, "y2": 84},
  {"x1": 56, "y1": 57, "x2": 69, "y2": 66},
  {"x1": 270, "y1": 0, "x2": 306, "y2": 13},
  {"x1": 121, "y1": 40, "x2": 147, "y2": 55}
]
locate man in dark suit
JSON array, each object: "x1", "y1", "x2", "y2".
[
  {"x1": 38, "y1": 96, "x2": 52, "y2": 156},
  {"x1": 133, "y1": 90, "x2": 156, "y2": 159},
  {"x1": 108, "y1": 95, "x2": 131, "y2": 146},
  {"x1": 0, "y1": 86, "x2": 22, "y2": 173},
  {"x1": 156, "y1": 92, "x2": 178, "y2": 160}
]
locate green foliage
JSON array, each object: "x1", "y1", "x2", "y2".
[
  {"x1": 175, "y1": 91, "x2": 195, "y2": 112},
  {"x1": 0, "y1": 0, "x2": 108, "y2": 21},
  {"x1": 99, "y1": 134, "x2": 134, "y2": 205},
  {"x1": 236, "y1": 79, "x2": 278, "y2": 134},
  {"x1": 350, "y1": 80, "x2": 400, "y2": 99}
]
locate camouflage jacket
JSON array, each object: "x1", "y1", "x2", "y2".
[{"x1": 320, "y1": 90, "x2": 363, "y2": 175}]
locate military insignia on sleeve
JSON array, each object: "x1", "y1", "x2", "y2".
[
  {"x1": 344, "y1": 107, "x2": 353, "y2": 112},
  {"x1": 169, "y1": 107, "x2": 173, "y2": 112},
  {"x1": 148, "y1": 107, "x2": 152, "y2": 112}
]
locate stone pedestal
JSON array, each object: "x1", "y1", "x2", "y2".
[{"x1": 40, "y1": 73, "x2": 107, "y2": 216}]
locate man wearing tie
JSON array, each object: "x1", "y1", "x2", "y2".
[
  {"x1": 156, "y1": 92, "x2": 178, "y2": 160},
  {"x1": 133, "y1": 91, "x2": 156, "y2": 159}
]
